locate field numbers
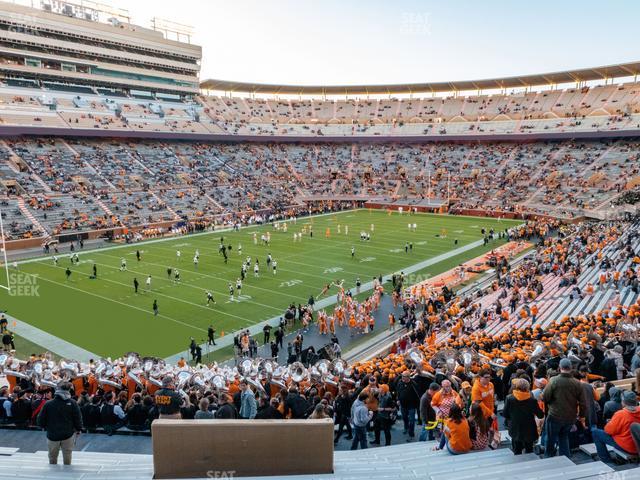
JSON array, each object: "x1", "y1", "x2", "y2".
[
  {"x1": 359, "y1": 257, "x2": 376, "y2": 263},
  {"x1": 279, "y1": 279, "x2": 303, "y2": 288},
  {"x1": 226, "y1": 294, "x2": 252, "y2": 304},
  {"x1": 75, "y1": 259, "x2": 94, "y2": 265},
  {"x1": 323, "y1": 267, "x2": 343, "y2": 274}
]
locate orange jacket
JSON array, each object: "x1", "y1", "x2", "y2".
[{"x1": 605, "y1": 407, "x2": 640, "y2": 454}]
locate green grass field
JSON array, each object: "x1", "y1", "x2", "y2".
[{"x1": 1, "y1": 210, "x2": 521, "y2": 359}]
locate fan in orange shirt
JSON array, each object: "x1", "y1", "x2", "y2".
[
  {"x1": 471, "y1": 369, "x2": 495, "y2": 418},
  {"x1": 348, "y1": 314, "x2": 356, "y2": 336},
  {"x1": 388, "y1": 313, "x2": 396, "y2": 331}
]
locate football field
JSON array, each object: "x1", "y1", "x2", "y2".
[{"x1": 1, "y1": 210, "x2": 521, "y2": 359}]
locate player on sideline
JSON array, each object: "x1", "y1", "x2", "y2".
[
  {"x1": 176, "y1": 250, "x2": 181, "y2": 262},
  {"x1": 206, "y1": 291, "x2": 215, "y2": 306},
  {"x1": 228, "y1": 283, "x2": 235, "y2": 302},
  {"x1": 52, "y1": 255, "x2": 58, "y2": 266},
  {"x1": 65, "y1": 267, "x2": 72, "y2": 281},
  {"x1": 254, "y1": 260, "x2": 260, "y2": 278},
  {"x1": 153, "y1": 299, "x2": 158, "y2": 316},
  {"x1": 266, "y1": 253, "x2": 272, "y2": 268},
  {"x1": 272, "y1": 260, "x2": 277, "y2": 275},
  {"x1": 146, "y1": 275, "x2": 152, "y2": 290},
  {"x1": 120, "y1": 258, "x2": 127, "y2": 271}
]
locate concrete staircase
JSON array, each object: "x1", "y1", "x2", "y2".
[
  {"x1": 15, "y1": 197, "x2": 48, "y2": 236},
  {"x1": 149, "y1": 191, "x2": 180, "y2": 221},
  {"x1": 94, "y1": 197, "x2": 116, "y2": 219},
  {"x1": 0, "y1": 443, "x2": 624, "y2": 480}
]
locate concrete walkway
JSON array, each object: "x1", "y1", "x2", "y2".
[{"x1": 4, "y1": 312, "x2": 97, "y2": 362}]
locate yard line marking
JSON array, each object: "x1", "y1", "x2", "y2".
[
  {"x1": 14, "y1": 268, "x2": 206, "y2": 334},
  {"x1": 35, "y1": 261, "x2": 282, "y2": 321},
  {"x1": 90, "y1": 250, "x2": 310, "y2": 304},
  {"x1": 12, "y1": 208, "x2": 363, "y2": 266}
]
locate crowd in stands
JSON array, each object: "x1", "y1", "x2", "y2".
[
  {"x1": 2, "y1": 217, "x2": 640, "y2": 466},
  {"x1": 1, "y1": 136, "x2": 638, "y2": 240}
]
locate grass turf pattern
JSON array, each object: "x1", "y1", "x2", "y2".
[{"x1": 1, "y1": 210, "x2": 520, "y2": 359}]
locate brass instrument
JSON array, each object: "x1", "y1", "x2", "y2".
[
  {"x1": 528, "y1": 340, "x2": 549, "y2": 362},
  {"x1": 288, "y1": 362, "x2": 308, "y2": 383}
]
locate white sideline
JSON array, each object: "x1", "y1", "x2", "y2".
[
  {"x1": 10, "y1": 208, "x2": 359, "y2": 266},
  {"x1": 1, "y1": 312, "x2": 97, "y2": 362}
]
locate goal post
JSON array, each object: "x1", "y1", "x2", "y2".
[{"x1": 0, "y1": 205, "x2": 11, "y2": 292}]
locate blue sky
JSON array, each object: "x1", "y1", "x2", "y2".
[{"x1": 125, "y1": 0, "x2": 639, "y2": 85}]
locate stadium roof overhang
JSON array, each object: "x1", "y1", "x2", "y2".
[{"x1": 200, "y1": 61, "x2": 640, "y2": 96}]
